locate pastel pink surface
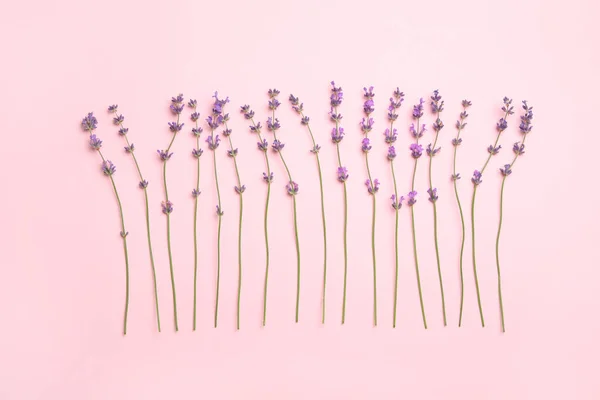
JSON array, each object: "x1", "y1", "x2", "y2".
[{"x1": 1, "y1": 0, "x2": 599, "y2": 398}]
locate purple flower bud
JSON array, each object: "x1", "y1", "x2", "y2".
[
  {"x1": 157, "y1": 149, "x2": 173, "y2": 161},
  {"x1": 410, "y1": 123, "x2": 426, "y2": 138},
  {"x1": 452, "y1": 137, "x2": 463, "y2": 146},
  {"x1": 222, "y1": 128, "x2": 232, "y2": 137},
  {"x1": 206, "y1": 135, "x2": 220, "y2": 150},
  {"x1": 102, "y1": 160, "x2": 116, "y2": 176},
  {"x1": 513, "y1": 142, "x2": 525, "y2": 155},
  {"x1": 216, "y1": 205, "x2": 224, "y2": 216},
  {"x1": 487, "y1": 144, "x2": 502, "y2": 155},
  {"x1": 171, "y1": 94, "x2": 184, "y2": 105},
  {"x1": 426, "y1": 144, "x2": 441, "y2": 157},
  {"x1": 427, "y1": 187, "x2": 438, "y2": 202},
  {"x1": 330, "y1": 81, "x2": 344, "y2": 107},
  {"x1": 430, "y1": 90, "x2": 445, "y2": 113},
  {"x1": 384, "y1": 128, "x2": 398, "y2": 144},
  {"x1": 211, "y1": 92, "x2": 229, "y2": 115},
  {"x1": 272, "y1": 139, "x2": 285, "y2": 152},
  {"x1": 206, "y1": 115, "x2": 223, "y2": 129},
  {"x1": 410, "y1": 143, "x2": 423, "y2": 159},
  {"x1": 81, "y1": 112, "x2": 98, "y2": 132},
  {"x1": 500, "y1": 164, "x2": 512, "y2": 176},
  {"x1": 451, "y1": 173, "x2": 461, "y2": 181},
  {"x1": 365, "y1": 178, "x2": 380, "y2": 194},
  {"x1": 124, "y1": 143, "x2": 135, "y2": 153},
  {"x1": 192, "y1": 148, "x2": 203, "y2": 158},
  {"x1": 455, "y1": 120, "x2": 467, "y2": 130},
  {"x1": 168, "y1": 122, "x2": 184, "y2": 133},
  {"x1": 235, "y1": 185, "x2": 246, "y2": 194},
  {"x1": 361, "y1": 137, "x2": 372, "y2": 153},
  {"x1": 471, "y1": 170, "x2": 482, "y2": 185},
  {"x1": 311, "y1": 144, "x2": 321, "y2": 154},
  {"x1": 496, "y1": 118, "x2": 508, "y2": 132},
  {"x1": 268, "y1": 88, "x2": 280, "y2": 98},
  {"x1": 257, "y1": 139, "x2": 268, "y2": 152},
  {"x1": 519, "y1": 101, "x2": 534, "y2": 134},
  {"x1": 240, "y1": 105, "x2": 255, "y2": 120},
  {"x1": 301, "y1": 116, "x2": 310, "y2": 125},
  {"x1": 223, "y1": 113, "x2": 230, "y2": 122},
  {"x1": 412, "y1": 98, "x2": 425, "y2": 119},
  {"x1": 462, "y1": 100, "x2": 472, "y2": 108},
  {"x1": 360, "y1": 117, "x2": 374, "y2": 134},
  {"x1": 108, "y1": 105, "x2": 118, "y2": 113},
  {"x1": 407, "y1": 191, "x2": 417, "y2": 206},
  {"x1": 433, "y1": 118, "x2": 444, "y2": 132},
  {"x1": 139, "y1": 180, "x2": 149, "y2": 189},
  {"x1": 170, "y1": 104, "x2": 184, "y2": 115},
  {"x1": 192, "y1": 127, "x2": 203, "y2": 137},
  {"x1": 190, "y1": 112, "x2": 200, "y2": 122},
  {"x1": 118, "y1": 127, "x2": 129, "y2": 135},
  {"x1": 250, "y1": 122, "x2": 262, "y2": 134},
  {"x1": 387, "y1": 146, "x2": 397, "y2": 160},
  {"x1": 227, "y1": 148, "x2": 238, "y2": 157},
  {"x1": 337, "y1": 166, "x2": 349, "y2": 182},
  {"x1": 286, "y1": 181, "x2": 299, "y2": 195},
  {"x1": 263, "y1": 172, "x2": 274, "y2": 183},
  {"x1": 331, "y1": 127, "x2": 345, "y2": 143},
  {"x1": 113, "y1": 114, "x2": 125, "y2": 125},
  {"x1": 89, "y1": 134, "x2": 102, "y2": 150},
  {"x1": 289, "y1": 94, "x2": 300, "y2": 106},
  {"x1": 268, "y1": 98, "x2": 281, "y2": 110},
  {"x1": 187, "y1": 99, "x2": 198, "y2": 109},
  {"x1": 192, "y1": 189, "x2": 201, "y2": 198},
  {"x1": 391, "y1": 194, "x2": 404, "y2": 210},
  {"x1": 501, "y1": 97, "x2": 514, "y2": 115},
  {"x1": 267, "y1": 117, "x2": 281, "y2": 132}
]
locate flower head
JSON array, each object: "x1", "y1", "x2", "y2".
[
  {"x1": 257, "y1": 139, "x2": 269, "y2": 152},
  {"x1": 337, "y1": 166, "x2": 349, "y2": 182},
  {"x1": 496, "y1": 118, "x2": 508, "y2": 132},
  {"x1": 139, "y1": 180, "x2": 149, "y2": 189},
  {"x1": 387, "y1": 146, "x2": 397, "y2": 160},
  {"x1": 272, "y1": 139, "x2": 285, "y2": 152},
  {"x1": 391, "y1": 194, "x2": 404, "y2": 210},
  {"x1": 118, "y1": 127, "x2": 129, "y2": 135},
  {"x1": 365, "y1": 178, "x2": 380, "y2": 194},
  {"x1": 192, "y1": 127, "x2": 204, "y2": 137},
  {"x1": 360, "y1": 117, "x2": 374, "y2": 134},
  {"x1": 124, "y1": 143, "x2": 135, "y2": 153},
  {"x1": 502, "y1": 97, "x2": 514, "y2": 115},
  {"x1": 361, "y1": 137, "x2": 372, "y2": 153},
  {"x1": 170, "y1": 104, "x2": 184, "y2": 115},
  {"x1": 81, "y1": 112, "x2": 98, "y2": 132},
  {"x1": 410, "y1": 123, "x2": 426, "y2": 138},
  {"x1": 240, "y1": 105, "x2": 255, "y2": 120},
  {"x1": 212, "y1": 92, "x2": 229, "y2": 115},
  {"x1": 432, "y1": 118, "x2": 444, "y2": 132},
  {"x1": 519, "y1": 101, "x2": 534, "y2": 134},
  {"x1": 190, "y1": 112, "x2": 200, "y2": 122},
  {"x1": 157, "y1": 149, "x2": 173, "y2": 161},
  {"x1": 268, "y1": 88, "x2": 280, "y2": 98},
  {"x1": 329, "y1": 108, "x2": 343, "y2": 122},
  {"x1": 410, "y1": 143, "x2": 423, "y2": 158},
  {"x1": 330, "y1": 81, "x2": 344, "y2": 107},
  {"x1": 311, "y1": 144, "x2": 321, "y2": 154},
  {"x1": 427, "y1": 187, "x2": 438, "y2": 202},
  {"x1": 161, "y1": 201, "x2": 173, "y2": 214},
  {"x1": 108, "y1": 105, "x2": 118, "y2": 113},
  {"x1": 235, "y1": 185, "x2": 246, "y2": 194},
  {"x1": 407, "y1": 191, "x2": 417, "y2": 206},
  {"x1": 267, "y1": 117, "x2": 280, "y2": 132},
  {"x1": 500, "y1": 164, "x2": 512, "y2": 176},
  {"x1": 192, "y1": 188, "x2": 201, "y2": 198},
  {"x1": 384, "y1": 128, "x2": 398, "y2": 144},
  {"x1": 206, "y1": 115, "x2": 223, "y2": 130},
  {"x1": 222, "y1": 128, "x2": 232, "y2": 137},
  {"x1": 289, "y1": 94, "x2": 304, "y2": 114},
  {"x1": 206, "y1": 135, "x2": 221, "y2": 150},
  {"x1": 331, "y1": 127, "x2": 345, "y2": 143},
  {"x1": 188, "y1": 99, "x2": 198, "y2": 109},
  {"x1": 430, "y1": 90, "x2": 444, "y2": 113},
  {"x1": 171, "y1": 94, "x2": 184, "y2": 105},
  {"x1": 452, "y1": 137, "x2": 463, "y2": 146},
  {"x1": 89, "y1": 134, "x2": 102, "y2": 150},
  {"x1": 487, "y1": 144, "x2": 502, "y2": 155},
  {"x1": 301, "y1": 116, "x2": 310, "y2": 125},
  {"x1": 113, "y1": 114, "x2": 125, "y2": 125},
  {"x1": 250, "y1": 121, "x2": 262, "y2": 134},
  {"x1": 102, "y1": 160, "x2": 116, "y2": 176},
  {"x1": 268, "y1": 97, "x2": 281, "y2": 110},
  {"x1": 412, "y1": 98, "x2": 425, "y2": 119},
  {"x1": 471, "y1": 170, "x2": 482, "y2": 185},
  {"x1": 263, "y1": 172, "x2": 274, "y2": 183},
  {"x1": 168, "y1": 122, "x2": 184, "y2": 133},
  {"x1": 192, "y1": 148, "x2": 203, "y2": 158},
  {"x1": 227, "y1": 148, "x2": 238, "y2": 157},
  {"x1": 286, "y1": 181, "x2": 299, "y2": 195},
  {"x1": 388, "y1": 89, "x2": 405, "y2": 121},
  {"x1": 426, "y1": 143, "x2": 441, "y2": 157},
  {"x1": 513, "y1": 142, "x2": 525, "y2": 155},
  {"x1": 462, "y1": 100, "x2": 472, "y2": 108}
]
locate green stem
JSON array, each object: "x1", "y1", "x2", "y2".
[
  {"x1": 193, "y1": 129, "x2": 200, "y2": 331},
  {"x1": 428, "y1": 118, "x2": 447, "y2": 326},
  {"x1": 363, "y1": 131, "x2": 377, "y2": 327},
  {"x1": 391, "y1": 158, "x2": 400, "y2": 328},
  {"x1": 453, "y1": 125, "x2": 466, "y2": 328},
  {"x1": 163, "y1": 117, "x2": 179, "y2": 332},
  {"x1": 252, "y1": 118, "x2": 271, "y2": 327},
  {"x1": 470, "y1": 188, "x2": 485, "y2": 327},
  {"x1": 302, "y1": 118, "x2": 328, "y2": 324},
  {"x1": 116, "y1": 121, "x2": 161, "y2": 333},
  {"x1": 98, "y1": 151, "x2": 130, "y2": 335},
  {"x1": 225, "y1": 123, "x2": 244, "y2": 331},
  {"x1": 211, "y1": 128, "x2": 223, "y2": 329}
]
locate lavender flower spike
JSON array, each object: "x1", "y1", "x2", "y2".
[
  {"x1": 407, "y1": 191, "x2": 417, "y2": 206},
  {"x1": 286, "y1": 181, "x2": 299, "y2": 195},
  {"x1": 337, "y1": 166, "x2": 349, "y2": 182},
  {"x1": 81, "y1": 112, "x2": 98, "y2": 132},
  {"x1": 89, "y1": 134, "x2": 103, "y2": 150}
]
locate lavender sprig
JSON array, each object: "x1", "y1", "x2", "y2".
[
  {"x1": 188, "y1": 99, "x2": 204, "y2": 331},
  {"x1": 428, "y1": 90, "x2": 447, "y2": 326},
  {"x1": 409, "y1": 98, "x2": 428, "y2": 329},
  {"x1": 81, "y1": 113, "x2": 130, "y2": 335},
  {"x1": 453, "y1": 100, "x2": 472, "y2": 327},
  {"x1": 207, "y1": 92, "x2": 227, "y2": 328},
  {"x1": 470, "y1": 97, "x2": 514, "y2": 328},
  {"x1": 289, "y1": 94, "x2": 328, "y2": 324},
  {"x1": 495, "y1": 101, "x2": 533, "y2": 332},
  {"x1": 329, "y1": 81, "x2": 350, "y2": 324},
  {"x1": 108, "y1": 105, "x2": 161, "y2": 332},
  {"x1": 385, "y1": 88, "x2": 404, "y2": 328},
  {"x1": 241, "y1": 104, "x2": 272, "y2": 326},
  {"x1": 221, "y1": 100, "x2": 245, "y2": 330},
  {"x1": 267, "y1": 89, "x2": 302, "y2": 323},
  {"x1": 361, "y1": 86, "x2": 379, "y2": 327},
  {"x1": 162, "y1": 93, "x2": 184, "y2": 332}
]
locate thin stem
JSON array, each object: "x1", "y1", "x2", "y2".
[
  {"x1": 211, "y1": 127, "x2": 223, "y2": 328},
  {"x1": 252, "y1": 117, "x2": 271, "y2": 327},
  {"x1": 410, "y1": 118, "x2": 427, "y2": 329},
  {"x1": 453, "y1": 125, "x2": 466, "y2": 328},
  {"x1": 428, "y1": 117, "x2": 447, "y2": 326},
  {"x1": 225, "y1": 122, "x2": 244, "y2": 330},
  {"x1": 363, "y1": 128, "x2": 377, "y2": 327},
  {"x1": 164, "y1": 116, "x2": 179, "y2": 332},
  {"x1": 272, "y1": 110, "x2": 301, "y2": 323},
  {"x1": 391, "y1": 159, "x2": 400, "y2": 328},
  {"x1": 115, "y1": 120, "x2": 161, "y2": 333},
  {"x1": 98, "y1": 151, "x2": 130, "y2": 335},
  {"x1": 302, "y1": 117, "x2": 328, "y2": 324},
  {"x1": 193, "y1": 126, "x2": 200, "y2": 331}
]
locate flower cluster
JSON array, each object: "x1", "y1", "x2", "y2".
[
  {"x1": 365, "y1": 178, "x2": 380, "y2": 194},
  {"x1": 331, "y1": 127, "x2": 345, "y2": 143},
  {"x1": 471, "y1": 170, "x2": 483, "y2": 185},
  {"x1": 330, "y1": 81, "x2": 343, "y2": 106},
  {"x1": 286, "y1": 181, "x2": 299, "y2": 195},
  {"x1": 361, "y1": 138, "x2": 371, "y2": 153},
  {"x1": 427, "y1": 188, "x2": 439, "y2": 203},
  {"x1": 363, "y1": 86, "x2": 375, "y2": 115},
  {"x1": 407, "y1": 191, "x2": 417, "y2": 206},
  {"x1": 387, "y1": 146, "x2": 396, "y2": 160},
  {"x1": 410, "y1": 143, "x2": 423, "y2": 158},
  {"x1": 410, "y1": 123, "x2": 426, "y2": 138},
  {"x1": 388, "y1": 88, "x2": 405, "y2": 121},
  {"x1": 384, "y1": 128, "x2": 398, "y2": 144},
  {"x1": 391, "y1": 194, "x2": 404, "y2": 210},
  {"x1": 337, "y1": 167, "x2": 349, "y2": 182}
]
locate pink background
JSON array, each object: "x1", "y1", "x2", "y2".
[{"x1": 1, "y1": 0, "x2": 599, "y2": 398}]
